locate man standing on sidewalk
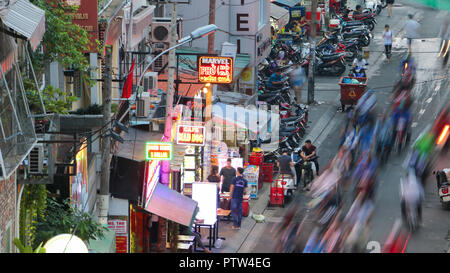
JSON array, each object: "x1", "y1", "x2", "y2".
[
  {"x1": 229, "y1": 167, "x2": 248, "y2": 230},
  {"x1": 220, "y1": 158, "x2": 236, "y2": 193},
  {"x1": 404, "y1": 14, "x2": 420, "y2": 54}
]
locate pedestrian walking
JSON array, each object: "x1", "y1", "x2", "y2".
[
  {"x1": 290, "y1": 63, "x2": 306, "y2": 103},
  {"x1": 229, "y1": 167, "x2": 248, "y2": 230},
  {"x1": 386, "y1": 0, "x2": 394, "y2": 18},
  {"x1": 383, "y1": 24, "x2": 393, "y2": 61},
  {"x1": 404, "y1": 14, "x2": 420, "y2": 54}
]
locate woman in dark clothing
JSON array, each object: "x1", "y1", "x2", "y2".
[{"x1": 207, "y1": 165, "x2": 221, "y2": 208}]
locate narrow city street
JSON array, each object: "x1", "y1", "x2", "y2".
[{"x1": 230, "y1": 0, "x2": 450, "y2": 253}]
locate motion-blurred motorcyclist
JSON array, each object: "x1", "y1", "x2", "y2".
[{"x1": 400, "y1": 168, "x2": 424, "y2": 230}]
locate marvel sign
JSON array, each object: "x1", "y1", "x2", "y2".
[{"x1": 198, "y1": 56, "x2": 233, "y2": 84}]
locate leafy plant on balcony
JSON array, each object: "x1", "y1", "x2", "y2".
[
  {"x1": 23, "y1": 77, "x2": 77, "y2": 114},
  {"x1": 33, "y1": 197, "x2": 108, "y2": 249},
  {"x1": 18, "y1": 184, "x2": 47, "y2": 248}
]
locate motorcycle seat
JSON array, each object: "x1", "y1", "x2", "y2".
[
  {"x1": 280, "y1": 126, "x2": 298, "y2": 131},
  {"x1": 344, "y1": 20, "x2": 365, "y2": 26},
  {"x1": 321, "y1": 53, "x2": 343, "y2": 61},
  {"x1": 281, "y1": 116, "x2": 301, "y2": 122},
  {"x1": 279, "y1": 131, "x2": 295, "y2": 137}
]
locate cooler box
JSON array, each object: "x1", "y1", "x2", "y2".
[
  {"x1": 242, "y1": 195, "x2": 250, "y2": 217},
  {"x1": 249, "y1": 153, "x2": 264, "y2": 166},
  {"x1": 262, "y1": 163, "x2": 274, "y2": 183},
  {"x1": 270, "y1": 187, "x2": 284, "y2": 206}
]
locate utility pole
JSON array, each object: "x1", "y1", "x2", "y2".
[
  {"x1": 156, "y1": 1, "x2": 178, "y2": 253},
  {"x1": 208, "y1": 0, "x2": 216, "y2": 54},
  {"x1": 99, "y1": 45, "x2": 113, "y2": 226},
  {"x1": 307, "y1": 0, "x2": 317, "y2": 105},
  {"x1": 204, "y1": 0, "x2": 215, "y2": 179}
]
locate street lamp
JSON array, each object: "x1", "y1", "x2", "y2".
[{"x1": 137, "y1": 24, "x2": 218, "y2": 87}]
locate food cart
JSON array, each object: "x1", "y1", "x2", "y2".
[{"x1": 338, "y1": 76, "x2": 368, "y2": 112}]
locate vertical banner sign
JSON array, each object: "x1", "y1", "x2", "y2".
[
  {"x1": 198, "y1": 56, "x2": 233, "y2": 84},
  {"x1": 66, "y1": 0, "x2": 99, "y2": 53}
]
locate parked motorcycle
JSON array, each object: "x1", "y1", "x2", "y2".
[
  {"x1": 301, "y1": 51, "x2": 346, "y2": 76},
  {"x1": 436, "y1": 169, "x2": 450, "y2": 209}
]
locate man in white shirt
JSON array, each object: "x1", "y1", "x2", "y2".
[{"x1": 404, "y1": 14, "x2": 420, "y2": 54}]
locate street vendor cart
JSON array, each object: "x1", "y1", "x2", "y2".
[{"x1": 338, "y1": 76, "x2": 368, "y2": 112}]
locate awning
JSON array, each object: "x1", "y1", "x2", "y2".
[
  {"x1": 270, "y1": 3, "x2": 290, "y2": 29},
  {"x1": 272, "y1": 0, "x2": 303, "y2": 8},
  {"x1": 2, "y1": 0, "x2": 46, "y2": 51},
  {"x1": 145, "y1": 183, "x2": 198, "y2": 227},
  {"x1": 212, "y1": 102, "x2": 271, "y2": 137},
  {"x1": 116, "y1": 127, "x2": 163, "y2": 162}
]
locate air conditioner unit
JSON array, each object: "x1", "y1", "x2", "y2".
[
  {"x1": 151, "y1": 44, "x2": 168, "y2": 72},
  {"x1": 136, "y1": 92, "x2": 151, "y2": 117},
  {"x1": 28, "y1": 143, "x2": 44, "y2": 174},
  {"x1": 151, "y1": 17, "x2": 182, "y2": 43},
  {"x1": 143, "y1": 72, "x2": 158, "y2": 92}
]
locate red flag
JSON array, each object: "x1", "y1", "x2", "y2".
[{"x1": 121, "y1": 58, "x2": 135, "y2": 99}]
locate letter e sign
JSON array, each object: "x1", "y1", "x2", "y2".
[{"x1": 237, "y1": 13, "x2": 249, "y2": 31}]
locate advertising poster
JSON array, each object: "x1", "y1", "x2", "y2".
[
  {"x1": 243, "y1": 165, "x2": 259, "y2": 199},
  {"x1": 108, "y1": 219, "x2": 128, "y2": 253},
  {"x1": 69, "y1": 143, "x2": 88, "y2": 212},
  {"x1": 115, "y1": 236, "x2": 128, "y2": 253}
]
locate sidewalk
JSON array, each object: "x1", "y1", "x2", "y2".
[{"x1": 195, "y1": 102, "x2": 340, "y2": 253}]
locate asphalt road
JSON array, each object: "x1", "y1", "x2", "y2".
[{"x1": 246, "y1": 0, "x2": 450, "y2": 253}]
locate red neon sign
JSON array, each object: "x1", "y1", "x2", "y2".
[
  {"x1": 198, "y1": 56, "x2": 233, "y2": 84},
  {"x1": 177, "y1": 125, "x2": 205, "y2": 146}
]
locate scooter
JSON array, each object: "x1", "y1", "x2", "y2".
[
  {"x1": 365, "y1": 0, "x2": 383, "y2": 16},
  {"x1": 301, "y1": 51, "x2": 346, "y2": 76},
  {"x1": 436, "y1": 169, "x2": 450, "y2": 209},
  {"x1": 349, "y1": 66, "x2": 367, "y2": 77}
]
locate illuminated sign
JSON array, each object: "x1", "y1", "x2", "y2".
[
  {"x1": 145, "y1": 142, "x2": 173, "y2": 160},
  {"x1": 144, "y1": 160, "x2": 161, "y2": 208},
  {"x1": 176, "y1": 125, "x2": 205, "y2": 146},
  {"x1": 198, "y1": 56, "x2": 233, "y2": 84}
]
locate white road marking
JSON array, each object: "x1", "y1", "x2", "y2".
[{"x1": 411, "y1": 122, "x2": 418, "y2": 128}]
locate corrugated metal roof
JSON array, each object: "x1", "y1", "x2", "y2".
[
  {"x1": 270, "y1": 3, "x2": 290, "y2": 19},
  {"x1": 272, "y1": 0, "x2": 303, "y2": 8},
  {"x1": 2, "y1": 0, "x2": 45, "y2": 43}
]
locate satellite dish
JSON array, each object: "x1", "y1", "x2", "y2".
[{"x1": 43, "y1": 234, "x2": 89, "y2": 253}]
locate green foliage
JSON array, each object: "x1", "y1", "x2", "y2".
[
  {"x1": 111, "y1": 103, "x2": 118, "y2": 114},
  {"x1": 14, "y1": 238, "x2": 46, "y2": 253},
  {"x1": 30, "y1": 0, "x2": 91, "y2": 72},
  {"x1": 24, "y1": 79, "x2": 77, "y2": 114},
  {"x1": 33, "y1": 197, "x2": 108, "y2": 248},
  {"x1": 73, "y1": 103, "x2": 103, "y2": 115},
  {"x1": 19, "y1": 185, "x2": 48, "y2": 247}
]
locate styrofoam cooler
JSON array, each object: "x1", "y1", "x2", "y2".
[{"x1": 329, "y1": 19, "x2": 340, "y2": 29}]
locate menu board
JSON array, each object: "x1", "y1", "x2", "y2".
[{"x1": 243, "y1": 165, "x2": 259, "y2": 199}]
